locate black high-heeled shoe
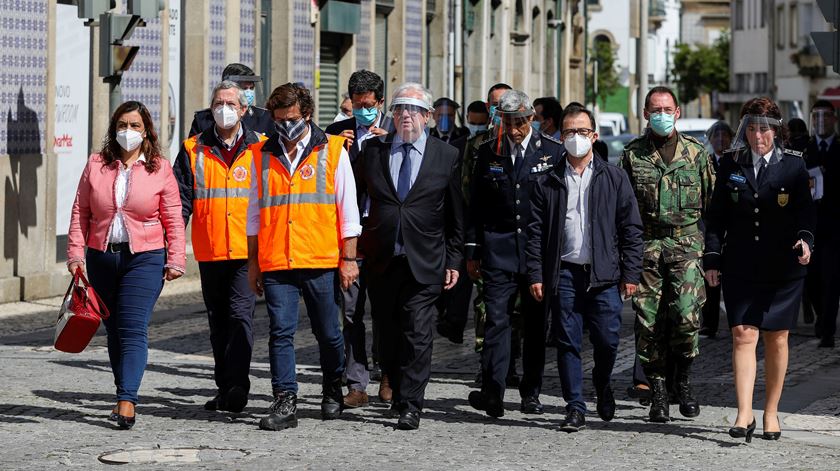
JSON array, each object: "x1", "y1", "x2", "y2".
[
  {"x1": 729, "y1": 418, "x2": 757, "y2": 443},
  {"x1": 763, "y1": 416, "x2": 781, "y2": 440},
  {"x1": 116, "y1": 414, "x2": 136, "y2": 430}
]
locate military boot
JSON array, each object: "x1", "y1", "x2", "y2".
[
  {"x1": 321, "y1": 378, "x2": 343, "y2": 420},
  {"x1": 676, "y1": 359, "x2": 700, "y2": 418},
  {"x1": 649, "y1": 378, "x2": 670, "y2": 423}
]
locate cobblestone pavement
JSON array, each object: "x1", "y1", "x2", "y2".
[{"x1": 1, "y1": 278, "x2": 840, "y2": 469}]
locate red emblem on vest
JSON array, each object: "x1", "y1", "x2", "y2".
[
  {"x1": 300, "y1": 163, "x2": 315, "y2": 180},
  {"x1": 232, "y1": 165, "x2": 248, "y2": 182}
]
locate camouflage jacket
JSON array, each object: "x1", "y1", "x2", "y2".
[
  {"x1": 461, "y1": 130, "x2": 491, "y2": 203},
  {"x1": 620, "y1": 132, "x2": 715, "y2": 231}
]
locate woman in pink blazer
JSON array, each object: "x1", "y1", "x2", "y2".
[{"x1": 67, "y1": 101, "x2": 186, "y2": 429}]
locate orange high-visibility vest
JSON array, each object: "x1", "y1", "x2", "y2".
[
  {"x1": 184, "y1": 132, "x2": 267, "y2": 262},
  {"x1": 252, "y1": 135, "x2": 345, "y2": 272}
]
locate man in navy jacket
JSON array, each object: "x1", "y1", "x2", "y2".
[{"x1": 527, "y1": 104, "x2": 644, "y2": 432}]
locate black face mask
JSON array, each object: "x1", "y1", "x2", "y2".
[{"x1": 275, "y1": 118, "x2": 308, "y2": 142}]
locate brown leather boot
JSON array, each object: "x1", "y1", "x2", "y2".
[
  {"x1": 378, "y1": 374, "x2": 393, "y2": 403},
  {"x1": 343, "y1": 389, "x2": 370, "y2": 408}
]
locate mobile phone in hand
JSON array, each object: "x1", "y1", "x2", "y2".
[{"x1": 794, "y1": 244, "x2": 804, "y2": 257}]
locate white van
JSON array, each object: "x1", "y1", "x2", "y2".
[
  {"x1": 597, "y1": 112, "x2": 627, "y2": 137},
  {"x1": 675, "y1": 118, "x2": 719, "y2": 144}
]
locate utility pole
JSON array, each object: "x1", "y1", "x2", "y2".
[{"x1": 637, "y1": 0, "x2": 649, "y2": 133}]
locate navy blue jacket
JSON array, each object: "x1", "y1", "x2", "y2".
[
  {"x1": 467, "y1": 132, "x2": 565, "y2": 274},
  {"x1": 704, "y1": 147, "x2": 815, "y2": 283},
  {"x1": 526, "y1": 153, "x2": 644, "y2": 291}
]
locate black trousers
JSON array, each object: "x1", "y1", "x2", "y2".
[
  {"x1": 700, "y1": 280, "x2": 722, "y2": 333},
  {"x1": 198, "y1": 260, "x2": 256, "y2": 394},
  {"x1": 435, "y1": 262, "x2": 472, "y2": 337},
  {"x1": 480, "y1": 267, "x2": 545, "y2": 400},
  {"x1": 368, "y1": 256, "x2": 442, "y2": 412}
]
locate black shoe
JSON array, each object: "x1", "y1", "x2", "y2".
[
  {"x1": 698, "y1": 327, "x2": 717, "y2": 339},
  {"x1": 763, "y1": 416, "x2": 782, "y2": 440},
  {"x1": 520, "y1": 395, "x2": 544, "y2": 415},
  {"x1": 259, "y1": 391, "x2": 298, "y2": 431},
  {"x1": 436, "y1": 321, "x2": 464, "y2": 344},
  {"x1": 116, "y1": 414, "x2": 135, "y2": 430},
  {"x1": 560, "y1": 409, "x2": 586, "y2": 433},
  {"x1": 675, "y1": 360, "x2": 700, "y2": 418},
  {"x1": 729, "y1": 418, "x2": 757, "y2": 443},
  {"x1": 649, "y1": 378, "x2": 670, "y2": 423},
  {"x1": 321, "y1": 379, "x2": 343, "y2": 420},
  {"x1": 596, "y1": 386, "x2": 616, "y2": 422},
  {"x1": 819, "y1": 337, "x2": 835, "y2": 348},
  {"x1": 397, "y1": 410, "x2": 420, "y2": 430},
  {"x1": 468, "y1": 390, "x2": 504, "y2": 418},
  {"x1": 204, "y1": 394, "x2": 223, "y2": 411},
  {"x1": 225, "y1": 386, "x2": 248, "y2": 413}
]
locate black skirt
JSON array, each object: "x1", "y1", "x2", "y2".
[{"x1": 722, "y1": 277, "x2": 804, "y2": 331}]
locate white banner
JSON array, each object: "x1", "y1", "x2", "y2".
[
  {"x1": 167, "y1": 2, "x2": 182, "y2": 158},
  {"x1": 54, "y1": 5, "x2": 91, "y2": 236}
]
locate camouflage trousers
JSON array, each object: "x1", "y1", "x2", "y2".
[
  {"x1": 633, "y1": 251, "x2": 705, "y2": 380},
  {"x1": 473, "y1": 277, "x2": 522, "y2": 358}
]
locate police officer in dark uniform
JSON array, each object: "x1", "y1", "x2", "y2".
[
  {"x1": 189, "y1": 63, "x2": 274, "y2": 137},
  {"x1": 704, "y1": 97, "x2": 815, "y2": 441},
  {"x1": 465, "y1": 89, "x2": 563, "y2": 417}
]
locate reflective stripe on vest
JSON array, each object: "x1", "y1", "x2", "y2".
[
  {"x1": 259, "y1": 147, "x2": 333, "y2": 213},
  {"x1": 195, "y1": 147, "x2": 252, "y2": 199}
]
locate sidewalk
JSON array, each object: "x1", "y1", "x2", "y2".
[{"x1": 1, "y1": 280, "x2": 839, "y2": 469}]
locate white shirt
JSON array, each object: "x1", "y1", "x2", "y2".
[
  {"x1": 246, "y1": 128, "x2": 362, "y2": 240},
  {"x1": 355, "y1": 113, "x2": 383, "y2": 153},
  {"x1": 506, "y1": 130, "x2": 532, "y2": 165},
  {"x1": 108, "y1": 154, "x2": 146, "y2": 244},
  {"x1": 561, "y1": 157, "x2": 594, "y2": 265},
  {"x1": 751, "y1": 149, "x2": 774, "y2": 178}
]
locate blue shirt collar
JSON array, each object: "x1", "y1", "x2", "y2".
[{"x1": 392, "y1": 128, "x2": 428, "y2": 155}]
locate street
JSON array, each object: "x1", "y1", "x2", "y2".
[{"x1": 1, "y1": 280, "x2": 840, "y2": 469}]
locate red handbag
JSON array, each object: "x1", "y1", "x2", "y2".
[{"x1": 54, "y1": 267, "x2": 110, "y2": 353}]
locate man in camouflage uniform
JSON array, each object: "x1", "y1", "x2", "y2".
[{"x1": 620, "y1": 86, "x2": 715, "y2": 422}]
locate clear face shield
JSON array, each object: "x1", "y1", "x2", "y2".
[
  {"x1": 705, "y1": 125, "x2": 733, "y2": 156},
  {"x1": 732, "y1": 115, "x2": 784, "y2": 157},
  {"x1": 810, "y1": 109, "x2": 837, "y2": 138},
  {"x1": 433, "y1": 103, "x2": 458, "y2": 135},
  {"x1": 489, "y1": 108, "x2": 534, "y2": 155},
  {"x1": 382, "y1": 97, "x2": 432, "y2": 144}
]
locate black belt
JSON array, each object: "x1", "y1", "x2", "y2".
[
  {"x1": 643, "y1": 223, "x2": 699, "y2": 239},
  {"x1": 107, "y1": 242, "x2": 130, "y2": 253},
  {"x1": 560, "y1": 261, "x2": 590, "y2": 271}
]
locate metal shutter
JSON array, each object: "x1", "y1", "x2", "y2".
[{"x1": 318, "y1": 45, "x2": 341, "y2": 126}]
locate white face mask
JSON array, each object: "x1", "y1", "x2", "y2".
[
  {"x1": 563, "y1": 133, "x2": 592, "y2": 158},
  {"x1": 116, "y1": 129, "x2": 143, "y2": 152},
  {"x1": 213, "y1": 105, "x2": 239, "y2": 130}
]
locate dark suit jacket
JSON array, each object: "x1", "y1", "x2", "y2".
[
  {"x1": 806, "y1": 135, "x2": 840, "y2": 234},
  {"x1": 326, "y1": 116, "x2": 386, "y2": 162},
  {"x1": 704, "y1": 147, "x2": 815, "y2": 283},
  {"x1": 354, "y1": 133, "x2": 465, "y2": 285},
  {"x1": 430, "y1": 126, "x2": 470, "y2": 145}
]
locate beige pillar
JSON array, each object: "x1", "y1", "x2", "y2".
[
  {"x1": 271, "y1": 0, "x2": 295, "y2": 87},
  {"x1": 387, "y1": 2, "x2": 406, "y2": 87},
  {"x1": 183, "y1": 0, "x2": 210, "y2": 134}
]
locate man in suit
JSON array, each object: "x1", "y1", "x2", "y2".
[
  {"x1": 807, "y1": 100, "x2": 840, "y2": 348},
  {"x1": 324, "y1": 70, "x2": 390, "y2": 408},
  {"x1": 189, "y1": 63, "x2": 274, "y2": 137},
  {"x1": 354, "y1": 82, "x2": 464, "y2": 430},
  {"x1": 466, "y1": 89, "x2": 564, "y2": 418},
  {"x1": 430, "y1": 97, "x2": 470, "y2": 144}
]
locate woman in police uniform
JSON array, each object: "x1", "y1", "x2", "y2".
[{"x1": 704, "y1": 97, "x2": 815, "y2": 443}]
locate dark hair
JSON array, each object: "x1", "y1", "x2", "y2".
[
  {"x1": 487, "y1": 83, "x2": 512, "y2": 101},
  {"x1": 433, "y1": 97, "x2": 460, "y2": 109},
  {"x1": 222, "y1": 63, "x2": 256, "y2": 80},
  {"x1": 348, "y1": 70, "x2": 384, "y2": 101},
  {"x1": 265, "y1": 82, "x2": 315, "y2": 117},
  {"x1": 534, "y1": 97, "x2": 563, "y2": 125},
  {"x1": 707, "y1": 120, "x2": 734, "y2": 138},
  {"x1": 466, "y1": 100, "x2": 489, "y2": 115},
  {"x1": 788, "y1": 118, "x2": 808, "y2": 136},
  {"x1": 644, "y1": 86, "x2": 680, "y2": 109},
  {"x1": 561, "y1": 103, "x2": 596, "y2": 130},
  {"x1": 811, "y1": 99, "x2": 836, "y2": 113},
  {"x1": 100, "y1": 101, "x2": 162, "y2": 173},
  {"x1": 740, "y1": 96, "x2": 788, "y2": 142}
]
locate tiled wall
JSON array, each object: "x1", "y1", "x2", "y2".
[
  {"x1": 240, "y1": 0, "x2": 257, "y2": 68},
  {"x1": 404, "y1": 0, "x2": 423, "y2": 83},
  {"x1": 123, "y1": 17, "x2": 163, "y2": 132},
  {"x1": 293, "y1": 0, "x2": 315, "y2": 89}
]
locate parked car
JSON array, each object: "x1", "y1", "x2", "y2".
[
  {"x1": 600, "y1": 133, "x2": 637, "y2": 166},
  {"x1": 597, "y1": 112, "x2": 628, "y2": 138},
  {"x1": 675, "y1": 118, "x2": 719, "y2": 144}
]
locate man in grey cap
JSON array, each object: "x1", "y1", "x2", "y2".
[{"x1": 189, "y1": 63, "x2": 274, "y2": 136}]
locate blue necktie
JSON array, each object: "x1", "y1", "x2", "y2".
[
  {"x1": 514, "y1": 144, "x2": 524, "y2": 174},
  {"x1": 397, "y1": 143, "x2": 412, "y2": 201}
]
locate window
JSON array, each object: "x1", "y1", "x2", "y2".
[
  {"x1": 734, "y1": 0, "x2": 744, "y2": 30},
  {"x1": 760, "y1": 0, "x2": 765, "y2": 28},
  {"x1": 776, "y1": 5, "x2": 785, "y2": 49},
  {"x1": 790, "y1": 3, "x2": 799, "y2": 48},
  {"x1": 736, "y1": 73, "x2": 751, "y2": 93},
  {"x1": 755, "y1": 73, "x2": 768, "y2": 93}
]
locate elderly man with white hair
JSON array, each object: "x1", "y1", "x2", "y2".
[
  {"x1": 353, "y1": 82, "x2": 465, "y2": 430},
  {"x1": 465, "y1": 88, "x2": 565, "y2": 419}
]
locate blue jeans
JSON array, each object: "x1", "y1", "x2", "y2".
[
  {"x1": 86, "y1": 247, "x2": 165, "y2": 404},
  {"x1": 552, "y1": 264, "x2": 623, "y2": 413},
  {"x1": 263, "y1": 269, "x2": 345, "y2": 394}
]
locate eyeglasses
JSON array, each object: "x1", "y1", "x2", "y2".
[{"x1": 560, "y1": 128, "x2": 595, "y2": 139}]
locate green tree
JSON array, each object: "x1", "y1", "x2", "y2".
[
  {"x1": 671, "y1": 32, "x2": 730, "y2": 105},
  {"x1": 587, "y1": 39, "x2": 621, "y2": 109}
]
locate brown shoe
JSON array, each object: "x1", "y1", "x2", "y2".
[
  {"x1": 378, "y1": 374, "x2": 393, "y2": 403},
  {"x1": 343, "y1": 389, "x2": 369, "y2": 408}
]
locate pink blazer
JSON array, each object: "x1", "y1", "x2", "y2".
[{"x1": 67, "y1": 153, "x2": 186, "y2": 273}]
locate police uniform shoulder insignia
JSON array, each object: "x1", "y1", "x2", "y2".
[
  {"x1": 784, "y1": 148, "x2": 803, "y2": 158},
  {"x1": 540, "y1": 132, "x2": 563, "y2": 146}
]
